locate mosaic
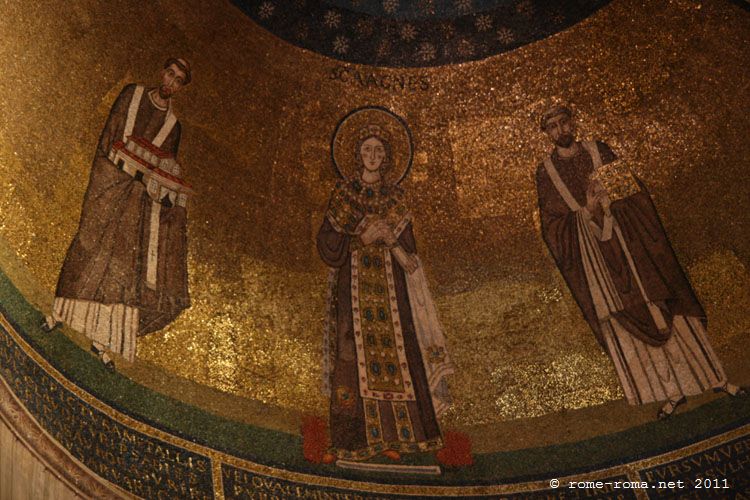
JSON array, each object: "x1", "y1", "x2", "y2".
[
  {"x1": 1, "y1": 298, "x2": 750, "y2": 495},
  {"x1": 0, "y1": 0, "x2": 747, "y2": 432},
  {"x1": 0, "y1": 0, "x2": 749, "y2": 495},
  {"x1": 233, "y1": 0, "x2": 612, "y2": 66},
  {"x1": 0, "y1": 314, "x2": 214, "y2": 499}
]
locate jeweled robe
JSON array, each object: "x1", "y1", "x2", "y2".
[
  {"x1": 52, "y1": 84, "x2": 189, "y2": 361},
  {"x1": 317, "y1": 180, "x2": 452, "y2": 461},
  {"x1": 536, "y1": 141, "x2": 726, "y2": 404}
]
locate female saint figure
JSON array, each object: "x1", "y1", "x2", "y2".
[{"x1": 317, "y1": 108, "x2": 453, "y2": 463}]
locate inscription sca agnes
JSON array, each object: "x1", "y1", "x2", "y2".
[
  {"x1": 329, "y1": 65, "x2": 430, "y2": 92},
  {"x1": 0, "y1": 320, "x2": 214, "y2": 499}
]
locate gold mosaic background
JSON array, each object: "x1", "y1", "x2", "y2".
[{"x1": 0, "y1": 0, "x2": 749, "y2": 431}]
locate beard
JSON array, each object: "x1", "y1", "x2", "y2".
[
  {"x1": 158, "y1": 85, "x2": 173, "y2": 99},
  {"x1": 555, "y1": 134, "x2": 575, "y2": 148}
]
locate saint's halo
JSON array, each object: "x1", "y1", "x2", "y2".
[{"x1": 331, "y1": 106, "x2": 414, "y2": 185}]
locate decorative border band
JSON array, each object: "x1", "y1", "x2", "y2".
[{"x1": 0, "y1": 307, "x2": 749, "y2": 497}]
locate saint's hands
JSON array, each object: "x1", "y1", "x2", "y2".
[
  {"x1": 360, "y1": 219, "x2": 397, "y2": 247},
  {"x1": 585, "y1": 180, "x2": 602, "y2": 213},
  {"x1": 585, "y1": 180, "x2": 611, "y2": 214},
  {"x1": 359, "y1": 219, "x2": 380, "y2": 246},
  {"x1": 379, "y1": 223, "x2": 399, "y2": 247},
  {"x1": 359, "y1": 219, "x2": 418, "y2": 273}
]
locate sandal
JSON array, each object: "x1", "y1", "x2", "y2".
[
  {"x1": 40, "y1": 318, "x2": 61, "y2": 333},
  {"x1": 90, "y1": 344, "x2": 116, "y2": 372},
  {"x1": 657, "y1": 396, "x2": 686, "y2": 420},
  {"x1": 713, "y1": 383, "x2": 748, "y2": 397}
]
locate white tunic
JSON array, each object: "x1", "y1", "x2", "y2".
[
  {"x1": 51, "y1": 86, "x2": 178, "y2": 362},
  {"x1": 543, "y1": 142, "x2": 726, "y2": 404}
]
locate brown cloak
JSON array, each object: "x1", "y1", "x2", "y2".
[
  {"x1": 535, "y1": 141, "x2": 704, "y2": 348},
  {"x1": 55, "y1": 84, "x2": 189, "y2": 335}
]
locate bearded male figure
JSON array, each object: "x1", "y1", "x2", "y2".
[
  {"x1": 43, "y1": 58, "x2": 193, "y2": 370},
  {"x1": 535, "y1": 105, "x2": 745, "y2": 419}
]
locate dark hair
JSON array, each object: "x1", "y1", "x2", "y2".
[
  {"x1": 354, "y1": 134, "x2": 393, "y2": 177},
  {"x1": 540, "y1": 105, "x2": 572, "y2": 131},
  {"x1": 163, "y1": 58, "x2": 192, "y2": 85}
]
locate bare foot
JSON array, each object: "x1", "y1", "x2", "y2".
[{"x1": 322, "y1": 453, "x2": 336, "y2": 464}]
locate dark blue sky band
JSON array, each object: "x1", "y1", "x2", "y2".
[{"x1": 231, "y1": 0, "x2": 613, "y2": 67}]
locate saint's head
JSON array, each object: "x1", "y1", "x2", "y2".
[
  {"x1": 541, "y1": 105, "x2": 576, "y2": 148},
  {"x1": 158, "y1": 58, "x2": 192, "y2": 100},
  {"x1": 355, "y1": 125, "x2": 393, "y2": 181}
]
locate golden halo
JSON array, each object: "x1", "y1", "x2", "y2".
[{"x1": 331, "y1": 106, "x2": 413, "y2": 185}]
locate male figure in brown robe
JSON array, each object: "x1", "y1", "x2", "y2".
[
  {"x1": 535, "y1": 105, "x2": 744, "y2": 419},
  {"x1": 43, "y1": 59, "x2": 193, "y2": 369}
]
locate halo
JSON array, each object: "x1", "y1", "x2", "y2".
[{"x1": 331, "y1": 106, "x2": 414, "y2": 185}]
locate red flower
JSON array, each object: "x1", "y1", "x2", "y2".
[
  {"x1": 301, "y1": 415, "x2": 329, "y2": 463},
  {"x1": 436, "y1": 430, "x2": 473, "y2": 467}
]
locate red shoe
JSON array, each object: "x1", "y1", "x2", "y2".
[{"x1": 381, "y1": 450, "x2": 401, "y2": 461}]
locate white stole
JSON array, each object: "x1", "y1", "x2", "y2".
[
  {"x1": 404, "y1": 259, "x2": 455, "y2": 417},
  {"x1": 122, "y1": 85, "x2": 177, "y2": 145},
  {"x1": 542, "y1": 143, "x2": 668, "y2": 329},
  {"x1": 394, "y1": 212, "x2": 454, "y2": 415},
  {"x1": 122, "y1": 85, "x2": 178, "y2": 290}
]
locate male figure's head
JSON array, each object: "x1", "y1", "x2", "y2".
[
  {"x1": 158, "y1": 58, "x2": 191, "y2": 100},
  {"x1": 540, "y1": 105, "x2": 576, "y2": 148}
]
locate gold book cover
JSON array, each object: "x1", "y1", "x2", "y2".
[{"x1": 591, "y1": 160, "x2": 642, "y2": 200}]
